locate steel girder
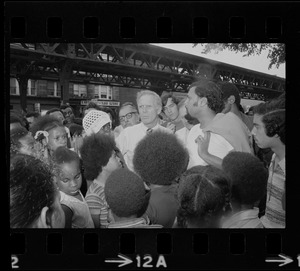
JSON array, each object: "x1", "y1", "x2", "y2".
[{"x1": 10, "y1": 43, "x2": 285, "y2": 99}]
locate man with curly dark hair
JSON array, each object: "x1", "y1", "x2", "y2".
[
  {"x1": 133, "y1": 130, "x2": 189, "y2": 227},
  {"x1": 185, "y1": 79, "x2": 253, "y2": 170},
  {"x1": 252, "y1": 96, "x2": 285, "y2": 228},
  {"x1": 161, "y1": 93, "x2": 185, "y2": 133},
  {"x1": 222, "y1": 152, "x2": 268, "y2": 228},
  {"x1": 80, "y1": 133, "x2": 123, "y2": 228}
]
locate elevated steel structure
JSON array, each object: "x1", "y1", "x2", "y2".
[{"x1": 10, "y1": 43, "x2": 285, "y2": 110}]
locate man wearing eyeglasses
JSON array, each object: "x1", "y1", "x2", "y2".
[{"x1": 113, "y1": 102, "x2": 140, "y2": 138}]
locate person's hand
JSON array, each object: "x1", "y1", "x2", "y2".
[
  {"x1": 195, "y1": 131, "x2": 211, "y2": 158},
  {"x1": 166, "y1": 123, "x2": 176, "y2": 133}
]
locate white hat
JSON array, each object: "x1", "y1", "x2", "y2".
[{"x1": 82, "y1": 110, "x2": 111, "y2": 136}]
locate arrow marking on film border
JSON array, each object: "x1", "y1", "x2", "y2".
[
  {"x1": 105, "y1": 254, "x2": 133, "y2": 267},
  {"x1": 265, "y1": 254, "x2": 293, "y2": 267}
]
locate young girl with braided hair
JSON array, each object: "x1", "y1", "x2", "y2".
[
  {"x1": 30, "y1": 115, "x2": 68, "y2": 164},
  {"x1": 52, "y1": 146, "x2": 94, "y2": 228},
  {"x1": 175, "y1": 165, "x2": 231, "y2": 228}
]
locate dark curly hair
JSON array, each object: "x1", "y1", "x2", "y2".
[
  {"x1": 52, "y1": 146, "x2": 80, "y2": 166},
  {"x1": 80, "y1": 133, "x2": 116, "y2": 180},
  {"x1": 253, "y1": 95, "x2": 285, "y2": 144},
  {"x1": 10, "y1": 126, "x2": 31, "y2": 157},
  {"x1": 29, "y1": 115, "x2": 64, "y2": 138},
  {"x1": 105, "y1": 168, "x2": 151, "y2": 218},
  {"x1": 222, "y1": 151, "x2": 268, "y2": 205},
  {"x1": 161, "y1": 93, "x2": 180, "y2": 107},
  {"x1": 176, "y1": 165, "x2": 230, "y2": 228},
  {"x1": 188, "y1": 79, "x2": 224, "y2": 113},
  {"x1": 10, "y1": 154, "x2": 57, "y2": 228},
  {"x1": 263, "y1": 109, "x2": 285, "y2": 144},
  {"x1": 133, "y1": 131, "x2": 189, "y2": 185}
]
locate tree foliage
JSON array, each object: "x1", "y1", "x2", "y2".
[{"x1": 193, "y1": 43, "x2": 285, "y2": 69}]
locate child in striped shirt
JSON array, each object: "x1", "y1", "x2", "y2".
[{"x1": 80, "y1": 133, "x2": 123, "y2": 228}]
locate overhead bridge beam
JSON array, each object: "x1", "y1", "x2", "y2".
[{"x1": 10, "y1": 43, "x2": 285, "y2": 99}]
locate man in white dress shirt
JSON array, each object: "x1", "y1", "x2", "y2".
[
  {"x1": 185, "y1": 79, "x2": 251, "y2": 170},
  {"x1": 116, "y1": 90, "x2": 171, "y2": 172}
]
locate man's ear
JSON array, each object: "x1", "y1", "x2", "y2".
[
  {"x1": 199, "y1": 97, "x2": 208, "y2": 107},
  {"x1": 35, "y1": 207, "x2": 51, "y2": 228}
]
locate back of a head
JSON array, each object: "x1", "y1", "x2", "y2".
[
  {"x1": 52, "y1": 146, "x2": 80, "y2": 167},
  {"x1": 189, "y1": 79, "x2": 224, "y2": 113},
  {"x1": 222, "y1": 151, "x2": 268, "y2": 205},
  {"x1": 10, "y1": 126, "x2": 31, "y2": 156},
  {"x1": 219, "y1": 82, "x2": 241, "y2": 106},
  {"x1": 177, "y1": 165, "x2": 230, "y2": 228},
  {"x1": 10, "y1": 154, "x2": 56, "y2": 228},
  {"x1": 133, "y1": 131, "x2": 189, "y2": 185},
  {"x1": 80, "y1": 133, "x2": 116, "y2": 180},
  {"x1": 82, "y1": 109, "x2": 111, "y2": 136},
  {"x1": 105, "y1": 168, "x2": 150, "y2": 218}
]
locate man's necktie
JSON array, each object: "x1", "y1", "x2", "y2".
[{"x1": 146, "y1": 128, "x2": 153, "y2": 135}]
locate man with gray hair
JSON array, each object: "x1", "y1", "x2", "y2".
[{"x1": 116, "y1": 90, "x2": 171, "y2": 172}]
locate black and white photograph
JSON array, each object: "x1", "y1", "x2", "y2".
[{"x1": 6, "y1": 2, "x2": 298, "y2": 270}]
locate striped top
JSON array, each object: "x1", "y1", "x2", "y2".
[
  {"x1": 107, "y1": 216, "x2": 163, "y2": 228},
  {"x1": 222, "y1": 208, "x2": 264, "y2": 228},
  {"x1": 85, "y1": 180, "x2": 113, "y2": 228},
  {"x1": 260, "y1": 154, "x2": 286, "y2": 228}
]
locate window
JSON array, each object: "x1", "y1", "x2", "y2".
[
  {"x1": 10, "y1": 78, "x2": 19, "y2": 95},
  {"x1": 56, "y1": 82, "x2": 61, "y2": 97},
  {"x1": 27, "y1": 80, "x2": 37, "y2": 96},
  {"x1": 39, "y1": 80, "x2": 47, "y2": 95},
  {"x1": 73, "y1": 84, "x2": 79, "y2": 97},
  {"x1": 99, "y1": 85, "x2": 112, "y2": 100},
  {"x1": 47, "y1": 81, "x2": 55, "y2": 96},
  {"x1": 73, "y1": 84, "x2": 87, "y2": 97},
  {"x1": 79, "y1": 84, "x2": 87, "y2": 97}
]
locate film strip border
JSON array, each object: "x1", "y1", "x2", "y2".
[
  {"x1": 5, "y1": 2, "x2": 298, "y2": 41},
  {"x1": 6, "y1": 1, "x2": 300, "y2": 270},
  {"x1": 10, "y1": 230, "x2": 299, "y2": 269}
]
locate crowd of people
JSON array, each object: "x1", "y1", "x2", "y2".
[{"x1": 9, "y1": 79, "x2": 285, "y2": 229}]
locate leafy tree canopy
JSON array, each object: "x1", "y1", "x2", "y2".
[{"x1": 193, "y1": 43, "x2": 285, "y2": 69}]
